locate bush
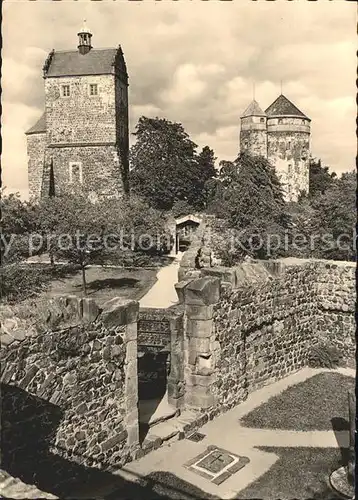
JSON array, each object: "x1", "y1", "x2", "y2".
[
  {"x1": 0, "y1": 264, "x2": 78, "y2": 303},
  {"x1": 307, "y1": 342, "x2": 343, "y2": 368}
]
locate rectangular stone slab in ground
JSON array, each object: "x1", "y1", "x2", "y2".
[{"x1": 184, "y1": 445, "x2": 250, "y2": 485}]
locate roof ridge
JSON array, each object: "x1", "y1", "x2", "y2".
[
  {"x1": 265, "y1": 94, "x2": 308, "y2": 119},
  {"x1": 54, "y1": 47, "x2": 118, "y2": 54}
]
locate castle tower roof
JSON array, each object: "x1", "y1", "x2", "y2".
[
  {"x1": 265, "y1": 94, "x2": 310, "y2": 120},
  {"x1": 241, "y1": 100, "x2": 266, "y2": 118},
  {"x1": 25, "y1": 112, "x2": 46, "y2": 135},
  {"x1": 42, "y1": 46, "x2": 127, "y2": 80}
]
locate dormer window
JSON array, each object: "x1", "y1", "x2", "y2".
[
  {"x1": 89, "y1": 84, "x2": 98, "y2": 96},
  {"x1": 62, "y1": 85, "x2": 70, "y2": 97}
]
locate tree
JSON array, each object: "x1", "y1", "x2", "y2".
[
  {"x1": 310, "y1": 170, "x2": 356, "y2": 261},
  {"x1": 37, "y1": 192, "x2": 112, "y2": 295},
  {"x1": 196, "y1": 146, "x2": 217, "y2": 209},
  {"x1": 309, "y1": 158, "x2": 337, "y2": 198},
  {"x1": 130, "y1": 117, "x2": 215, "y2": 211},
  {"x1": 210, "y1": 153, "x2": 291, "y2": 261},
  {"x1": 1, "y1": 190, "x2": 38, "y2": 264}
]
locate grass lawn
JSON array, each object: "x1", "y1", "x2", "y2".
[
  {"x1": 45, "y1": 266, "x2": 159, "y2": 305},
  {"x1": 241, "y1": 372, "x2": 355, "y2": 431},
  {"x1": 237, "y1": 447, "x2": 344, "y2": 499}
]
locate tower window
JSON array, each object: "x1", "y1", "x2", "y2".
[
  {"x1": 61, "y1": 85, "x2": 70, "y2": 97},
  {"x1": 302, "y1": 119, "x2": 305, "y2": 124},
  {"x1": 69, "y1": 162, "x2": 83, "y2": 184},
  {"x1": 89, "y1": 84, "x2": 98, "y2": 96},
  {"x1": 278, "y1": 118, "x2": 283, "y2": 125},
  {"x1": 260, "y1": 118, "x2": 265, "y2": 123}
]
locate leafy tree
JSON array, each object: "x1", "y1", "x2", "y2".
[
  {"x1": 130, "y1": 117, "x2": 215, "y2": 211},
  {"x1": 36, "y1": 191, "x2": 112, "y2": 294},
  {"x1": 171, "y1": 199, "x2": 196, "y2": 218},
  {"x1": 196, "y1": 146, "x2": 217, "y2": 209},
  {"x1": 1, "y1": 190, "x2": 38, "y2": 264},
  {"x1": 309, "y1": 158, "x2": 337, "y2": 198},
  {"x1": 310, "y1": 170, "x2": 356, "y2": 261},
  {"x1": 210, "y1": 153, "x2": 290, "y2": 261}
]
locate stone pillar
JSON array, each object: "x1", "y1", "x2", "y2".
[
  {"x1": 347, "y1": 390, "x2": 356, "y2": 486},
  {"x1": 101, "y1": 298, "x2": 140, "y2": 455},
  {"x1": 167, "y1": 313, "x2": 185, "y2": 408},
  {"x1": 183, "y1": 277, "x2": 220, "y2": 409}
]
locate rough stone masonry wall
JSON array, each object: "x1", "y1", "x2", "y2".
[
  {"x1": 1, "y1": 296, "x2": 140, "y2": 474},
  {"x1": 177, "y1": 258, "x2": 355, "y2": 419},
  {"x1": 315, "y1": 261, "x2": 355, "y2": 357},
  {"x1": 27, "y1": 132, "x2": 46, "y2": 201}
]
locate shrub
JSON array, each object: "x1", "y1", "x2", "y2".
[
  {"x1": 307, "y1": 342, "x2": 343, "y2": 368},
  {"x1": 0, "y1": 264, "x2": 78, "y2": 303}
]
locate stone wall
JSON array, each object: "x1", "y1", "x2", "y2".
[
  {"x1": 315, "y1": 261, "x2": 356, "y2": 357},
  {"x1": 266, "y1": 123, "x2": 310, "y2": 202},
  {"x1": 1, "y1": 296, "x2": 140, "y2": 474},
  {"x1": 176, "y1": 258, "x2": 355, "y2": 418},
  {"x1": 27, "y1": 132, "x2": 46, "y2": 201},
  {"x1": 44, "y1": 144, "x2": 125, "y2": 200}
]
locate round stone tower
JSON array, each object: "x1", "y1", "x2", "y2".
[
  {"x1": 265, "y1": 94, "x2": 311, "y2": 202},
  {"x1": 239, "y1": 100, "x2": 267, "y2": 158}
]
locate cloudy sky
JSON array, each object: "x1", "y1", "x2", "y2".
[{"x1": 2, "y1": 0, "x2": 356, "y2": 199}]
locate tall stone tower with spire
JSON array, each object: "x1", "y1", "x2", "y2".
[
  {"x1": 26, "y1": 22, "x2": 129, "y2": 202},
  {"x1": 239, "y1": 94, "x2": 311, "y2": 202},
  {"x1": 239, "y1": 100, "x2": 267, "y2": 157}
]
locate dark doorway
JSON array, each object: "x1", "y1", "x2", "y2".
[
  {"x1": 138, "y1": 350, "x2": 169, "y2": 401},
  {"x1": 137, "y1": 348, "x2": 171, "y2": 443}
]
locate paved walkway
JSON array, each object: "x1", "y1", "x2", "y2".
[
  {"x1": 115, "y1": 367, "x2": 355, "y2": 500},
  {"x1": 139, "y1": 252, "x2": 183, "y2": 309}
]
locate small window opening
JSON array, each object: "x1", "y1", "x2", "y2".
[
  {"x1": 62, "y1": 85, "x2": 70, "y2": 97},
  {"x1": 89, "y1": 84, "x2": 98, "y2": 96}
]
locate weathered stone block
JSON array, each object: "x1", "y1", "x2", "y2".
[
  {"x1": 184, "y1": 278, "x2": 220, "y2": 306},
  {"x1": 127, "y1": 423, "x2": 139, "y2": 447},
  {"x1": 175, "y1": 279, "x2": 193, "y2": 304},
  {"x1": 125, "y1": 341, "x2": 137, "y2": 364},
  {"x1": 101, "y1": 298, "x2": 139, "y2": 327},
  {"x1": 101, "y1": 431, "x2": 128, "y2": 452},
  {"x1": 186, "y1": 373, "x2": 215, "y2": 387},
  {"x1": 64, "y1": 295, "x2": 83, "y2": 319},
  {"x1": 185, "y1": 304, "x2": 213, "y2": 320},
  {"x1": 81, "y1": 298, "x2": 100, "y2": 323},
  {"x1": 185, "y1": 391, "x2": 215, "y2": 409},
  {"x1": 201, "y1": 267, "x2": 237, "y2": 288},
  {"x1": 187, "y1": 319, "x2": 213, "y2": 338},
  {"x1": 124, "y1": 322, "x2": 137, "y2": 342},
  {"x1": 188, "y1": 337, "x2": 211, "y2": 354}
]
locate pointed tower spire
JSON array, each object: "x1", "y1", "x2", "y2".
[{"x1": 77, "y1": 20, "x2": 92, "y2": 55}]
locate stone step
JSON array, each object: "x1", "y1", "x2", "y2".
[
  {"x1": 148, "y1": 420, "x2": 181, "y2": 441},
  {"x1": 139, "y1": 396, "x2": 178, "y2": 428}
]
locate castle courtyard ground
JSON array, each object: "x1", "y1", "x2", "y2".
[{"x1": 106, "y1": 366, "x2": 355, "y2": 500}]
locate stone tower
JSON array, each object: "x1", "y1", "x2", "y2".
[
  {"x1": 266, "y1": 94, "x2": 310, "y2": 202},
  {"x1": 26, "y1": 23, "x2": 129, "y2": 202},
  {"x1": 239, "y1": 94, "x2": 311, "y2": 202},
  {"x1": 239, "y1": 100, "x2": 267, "y2": 158}
]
